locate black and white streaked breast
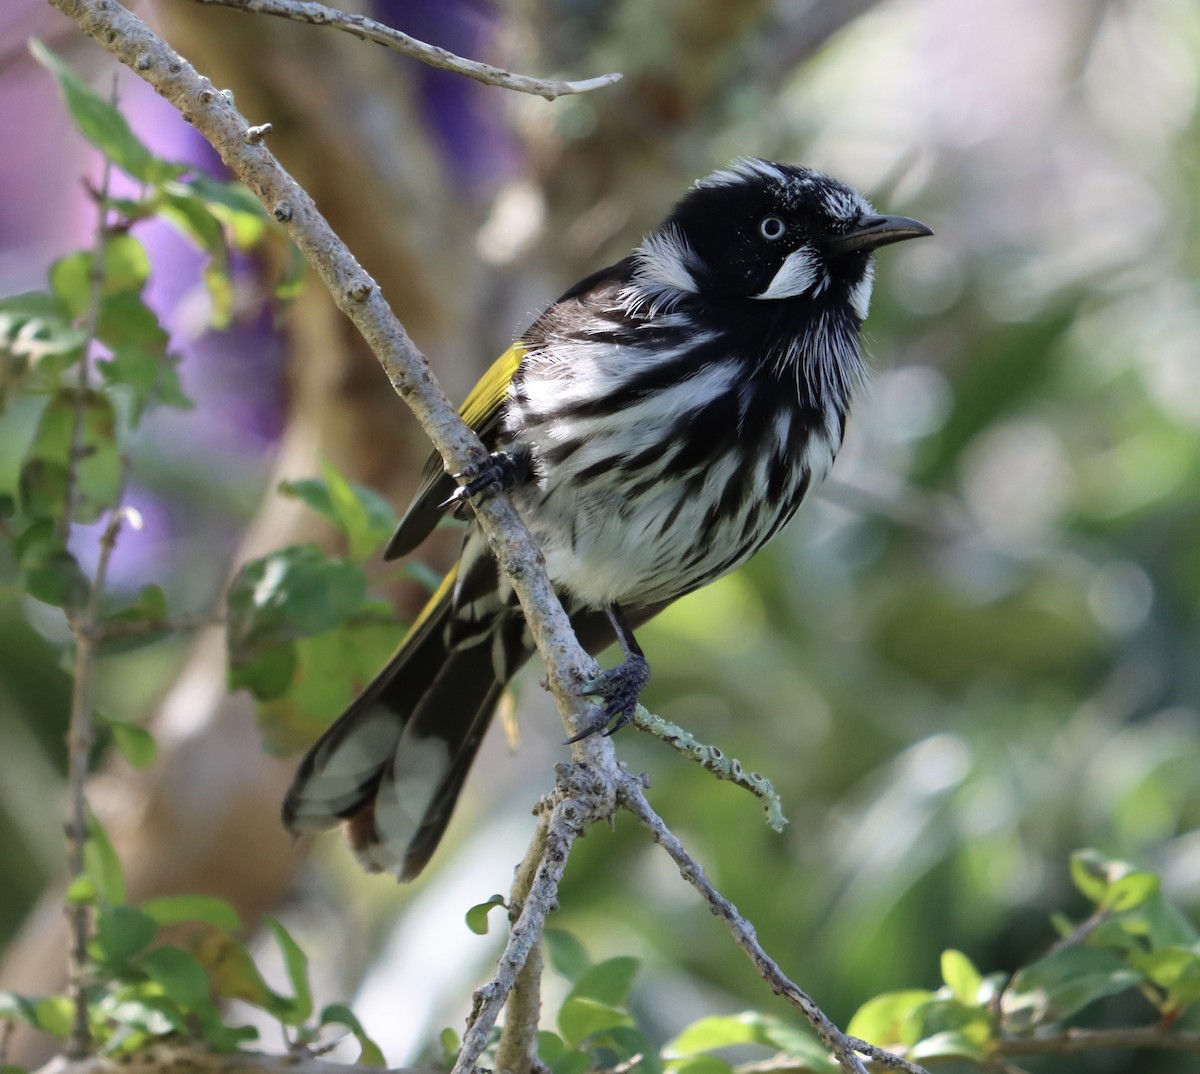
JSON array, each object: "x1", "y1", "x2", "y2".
[{"x1": 500, "y1": 160, "x2": 881, "y2": 611}]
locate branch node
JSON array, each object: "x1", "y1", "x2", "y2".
[
  {"x1": 273, "y1": 201, "x2": 294, "y2": 223},
  {"x1": 345, "y1": 276, "x2": 376, "y2": 302},
  {"x1": 243, "y1": 121, "x2": 273, "y2": 143}
]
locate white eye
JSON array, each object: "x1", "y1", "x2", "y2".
[{"x1": 759, "y1": 216, "x2": 786, "y2": 241}]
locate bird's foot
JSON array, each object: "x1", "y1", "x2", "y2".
[
  {"x1": 567, "y1": 654, "x2": 651, "y2": 743},
  {"x1": 438, "y1": 451, "x2": 526, "y2": 514}
]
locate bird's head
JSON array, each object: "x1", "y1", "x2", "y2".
[{"x1": 633, "y1": 158, "x2": 931, "y2": 319}]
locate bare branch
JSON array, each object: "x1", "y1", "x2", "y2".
[
  {"x1": 192, "y1": 0, "x2": 621, "y2": 101},
  {"x1": 62, "y1": 142, "x2": 118, "y2": 1061},
  {"x1": 997, "y1": 1025, "x2": 1200, "y2": 1058},
  {"x1": 454, "y1": 765, "x2": 609, "y2": 1074},
  {"x1": 618, "y1": 778, "x2": 930, "y2": 1074}
]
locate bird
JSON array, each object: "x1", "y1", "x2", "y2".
[{"x1": 283, "y1": 158, "x2": 931, "y2": 879}]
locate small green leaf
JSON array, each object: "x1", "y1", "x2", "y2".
[
  {"x1": 279, "y1": 466, "x2": 398, "y2": 563},
  {"x1": 320, "y1": 1004, "x2": 386, "y2": 1066},
  {"x1": 909, "y1": 1031, "x2": 988, "y2": 1063},
  {"x1": 1131, "y1": 947, "x2": 1200, "y2": 1005},
  {"x1": 107, "y1": 718, "x2": 157, "y2": 769},
  {"x1": 465, "y1": 895, "x2": 506, "y2": 936},
  {"x1": 66, "y1": 875, "x2": 97, "y2": 905},
  {"x1": 558, "y1": 997, "x2": 632, "y2": 1050},
  {"x1": 941, "y1": 949, "x2": 983, "y2": 1004},
  {"x1": 663, "y1": 1058, "x2": 732, "y2": 1074},
  {"x1": 440, "y1": 1026, "x2": 460, "y2": 1062},
  {"x1": 18, "y1": 532, "x2": 91, "y2": 609},
  {"x1": 566, "y1": 956, "x2": 640, "y2": 1009},
  {"x1": 84, "y1": 811, "x2": 126, "y2": 904},
  {"x1": 1001, "y1": 946, "x2": 1142, "y2": 1030},
  {"x1": 545, "y1": 930, "x2": 591, "y2": 984},
  {"x1": 33, "y1": 995, "x2": 74, "y2": 1037},
  {"x1": 227, "y1": 545, "x2": 368, "y2": 652},
  {"x1": 846, "y1": 990, "x2": 934, "y2": 1047},
  {"x1": 1103, "y1": 870, "x2": 1160, "y2": 913},
  {"x1": 229, "y1": 642, "x2": 297, "y2": 703},
  {"x1": 0, "y1": 991, "x2": 42, "y2": 1027},
  {"x1": 31, "y1": 40, "x2": 178, "y2": 184},
  {"x1": 267, "y1": 918, "x2": 313, "y2": 1025},
  {"x1": 22, "y1": 390, "x2": 122, "y2": 523},
  {"x1": 665, "y1": 1012, "x2": 770, "y2": 1056},
  {"x1": 138, "y1": 946, "x2": 212, "y2": 1009},
  {"x1": 538, "y1": 1031, "x2": 591, "y2": 1074},
  {"x1": 142, "y1": 895, "x2": 242, "y2": 930},
  {"x1": 93, "y1": 904, "x2": 159, "y2": 963}
]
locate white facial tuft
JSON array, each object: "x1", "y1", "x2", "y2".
[
  {"x1": 633, "y1": 226, "x2": 698, "y2": 294},
  {"x1": 754, "y1": 245, "x2": 823, "y2": 300}
]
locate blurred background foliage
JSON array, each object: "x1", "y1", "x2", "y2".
[{"x1": 1, "y1": 0, "x2": 1199, "y2": 1071}]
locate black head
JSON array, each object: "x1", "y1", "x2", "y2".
[{"x1": 633, "y1": 159, "x2": 931, "y2": 318}]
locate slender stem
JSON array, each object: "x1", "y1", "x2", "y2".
[
  {"x1": 191, "y1": 0, "x2": 621, "y2": 100},
  {"x1": 453, "y1": 772, "x2": 601, "y2": 1074},
  {"x1": 494, "y1": 810, "x2": 552, "y2": 1074},
  {"x1": 62, "y1": 144, "x2": 118, "y2": 1060},
  {"x1": 618, "y1": 778, "x2": 929, "y2": 1074}
]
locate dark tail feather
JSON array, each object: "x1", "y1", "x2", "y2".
[{"x1": 282, "y1": 566, "x2": 538, "y2": 878}]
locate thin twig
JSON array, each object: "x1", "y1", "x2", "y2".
[
  {"x1": 454, "y1": 766, "x2": 607, "y2": 1074},
  {"x1": 997, "y1": 1025, "x2": 1200, "y2": 1058},
  {"x1": 62, "y1": 140, "x2": 118, "y2": 1061},
  {"x1": 494, "y1": 808, "x2": 553, "y2": 1074},
  {"x1": 618, "y1": 777, "x2": 930, "y2": 1074},
  {"x1": 631, "y1": 706, "x2": 788, "y2": 832},
  {"x1": 85, "y1": 612, "x2": 226, "y2": 641},
  {"x1": 192, "y1": 0, "x2": 621, "y2": 101}
]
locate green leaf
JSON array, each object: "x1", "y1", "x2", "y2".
[
  {"x1": 50, "y1": 236, "x2": 152, "y2": 319},
  {"x1": 603, "y1": 1025, "x2": 663, "y2": 1074},
  {"x1": 1001, "y1": 946, "x2": 1142, "y2": 1030},
  {"x1": 17, "y1": 527, "x2": 91, "y2": 609},
  {"x1": 558, "y1": 997, "x2": 633, "y2": 1050},
  {"x1": 846, "y1": 990, "x2": 934, "y2": 1047},
  {"x1": 320, "y1": 1004, "x2": 386, "y2": 1066},
  {"x1": 66, "y1": 875, "x2": 97, "y2": 905},
  {"x1": 93, "y1": 904, "x2": 159, "y2": 963},
  {"x1": 21, "y1": 390, "x2": 122, "y2": 523},
  {"x1": 465, "y1": 894, "x2": 506, "y2": 936},
  {"x1": 1103, "y1": 869, "x2": 1160, "y2": 913},
  {"x1": 664, "y1": 1012, "x2": 833, "y2": 1072},
  {"x1": 545, "y1": 930, "x2": 591, "y2": 984},
  {"x1": 909, "y1": 1030, "x2": 988, "y2": 1063},
  {"x1": 267, "y1": 918, "x2": 313, "y2": 1025},
  {"x1": 107, "y1": 718, "x2": 157, "y2": 769},
  {"x1": 33, "y1": 995, "x2": 74, "y2": 1037},
  {"x1": 663, "y1": 1058, "x2": 733, "y2": 1074},
  {"x1": 142, "y1": 895, "x2": 242, "y2": 930},
  {"x1": 941, "y1": 949, "x2": 983, "y2": 1004},
  {"x1": 138, "y1": 946, "x2": 212, "y2": 1009},
  {"x1": 31, "y1": 40, "x2": 179, "y2": 185},
  {"x1": 1130, "y1": 946, "x2": 1200, "y2": 1005},
  {"x1": 279, "y1": 466, "x2": 398, "y2": 563},
  {"x1": 0, "y1": 991, "x2": 42, "y2": 1027},
  {"x1": 566, "y1": 956, "x2": 640, "y2": 1009},
  {"x1": 227, "y1": 545, "x2": 368, "y2": 653},
  {"x1": 230, "y1": 642, "x2": 297, "y2": 703},
  {"x1": 539, "y1": 1032, "x2": 591, "y2": 1074},
  {"x1": 665, "y1": 1012, "x2": 771, "y2": 1056},
  {"x1": 84, "y1": 811, "x2": 127, "y2": 904}
]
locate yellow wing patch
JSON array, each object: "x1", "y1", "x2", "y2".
[{"x1": 460, "y1": 342, "x2": 525, "y2": 433}]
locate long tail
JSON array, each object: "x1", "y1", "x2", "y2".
[{"x1": 282, "y1": 565, "x2": 529, "y2": 879}]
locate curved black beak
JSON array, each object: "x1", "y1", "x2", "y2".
[{"x1": 827, "y1": 214, "x2": 933, "y2": 257}]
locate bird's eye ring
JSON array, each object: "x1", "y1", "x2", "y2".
[{"x1": 759, "y1": 216, "x2": 786, "y2": 241}]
